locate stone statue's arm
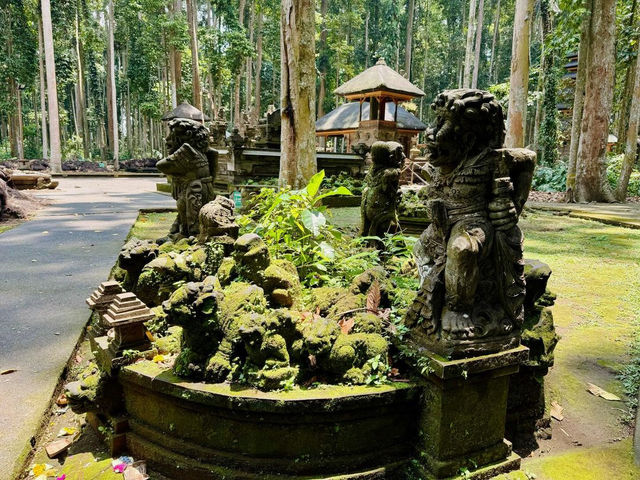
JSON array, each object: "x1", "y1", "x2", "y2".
[{"x1": 503, "y1": 148, "x2": 536, "y2": 214}]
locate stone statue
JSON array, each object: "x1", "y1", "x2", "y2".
[
  {"x1": 360, "y1": 141, "x2": 404, "y2": 239},
  {"x1": 157, "y1": 118, "x2": 218, "y2": 237},
  {"x1": 405, "y1": 89, "x2": 535, "y2": 358}
]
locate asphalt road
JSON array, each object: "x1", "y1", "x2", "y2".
[{"x1": 0, "y1": 177, "x2": 174, "y2": 478}]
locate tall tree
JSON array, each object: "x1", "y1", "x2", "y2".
[
  {"x1": 575, "y1": 0, "x2": 616, "y2": 202},
  {"x1": 106, "y1": 0, "x2": 119, "y2": 168},
  {"x1": 38, "y1": 18, "x2": 48, "y2": 160},
  {"x1": 280, "y1": 0, "x2": 316, "y2": 188},
  {"x1": 186, "y1": 0, "x2": 202, "y2": 110},
  {"x1": 489, "y1": 0, "x2": 501, "y2": 84},
  {"x1": 404, "y1": 0, "x2": 415, "y2": 79},
  {"x1": 566, "y1": 7, "x2": 590, "y2": 201},
  {"x1": 616, "y1": 39, "x2": 640, "y2": 200},
  {"x1": 471, "y1": 0, "x2": 485, "y2": 88},
  {"x1": 505, "y1": 0, "x2": 533, "y2": 148},
  {"x1": 463, "y1": 0, "x2": 478, "y2": 88},
  {"x1": 254, "y1": 7, "x2": 264, "y2": 121},
  {"x1": 41, "y1": 0, "x2": 61, "y2": 172}
]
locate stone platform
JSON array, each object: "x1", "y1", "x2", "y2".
[{"x1": 119, "y1": 361, "x2": 420, "y2": 479}]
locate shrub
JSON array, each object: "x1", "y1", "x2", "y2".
[{"x1": 532, "y1": 162, "x2": 567, "y2": 192}]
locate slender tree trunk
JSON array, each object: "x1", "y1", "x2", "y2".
[
  {"x1": 235, "y1": 0, "x2": 246, "y2": 129},
  {"x1": 186, "y1": 0, "x2": 202, "y2": 111},
  {"x1": 505, "y1": 0, "x2": 534, "y2": 148},
  {"x1": 318, "y1": 0, "x2": 328, "y2": 118},
  {"x1": 616, "y1": 43, "x2": 640, "y2": 200},
  {"x1": 471, "y1": 0, "x2": 485, "y2": 88},
  {"x1": 616, "y1": 0, "x2": 638, "y2": 150},
  {"x1": 38, "y1": 19, "x2": 49, "y2": 159},
  {"x1": 254, "y1": 11, "x2": 263, "y2": 122},
  {"x1": 364, "y1": 11, "x2": 369, "y2": 68},
  {"x1": 41, "y1": 2, "x2": 61, "y2": 172},
  {"x1": 106, "y1": 0, "x2": 119, "y2": 168},
  {"x1": 75, "y1": 10, "x2": 89, "y2": 158},
  {"x1": 490, "y1": 0, "x2": 501, "y2": 83},
  {"x1": 463, "y1": 0, "x2": 478, "y2": 88},
  {"x1": 280, "y1": 0, "x2": 317, "y2": 188},
  {"x1": 566, "y1": 10, "x2": 590, "y2": 200},
  {"x1": 575, "y1": 0, "x2": 616, "y2": 202},
  {"x1": 404, "y1": 0, "x2": 415, "y2": 79},
  {"x1": 246, "y1": 0, "x2": 255, "y2": 115}
]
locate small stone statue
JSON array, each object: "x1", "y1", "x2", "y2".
[
  {"x1": 360, "y1": 141, "x2": 404, "y2": 239},
  {"x1": 405, "y1": 89, "x2": 535, "y2": 358},
  {"x1": 157, "y1": 118, "x2": 218, "y2": 237}
]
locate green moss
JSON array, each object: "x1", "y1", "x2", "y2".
[
  {"x1": 217, "y1": 257, "x2": 237, "y2": 285},
  {"x1": 219, "y1": 282, "x2": 267, "y2": 322},
  {"x1": 154, "y1": 326, "x2": 182, "y2": 354},
  {"x1": 128, "y1": 212, "x2": 177, "y2": 240},
  {"x1": 522, "y1": 438, "x2": 640, "y2": 479},
  {"x1": 57, "y1": 452, "x2": 121, "y2": 479}
]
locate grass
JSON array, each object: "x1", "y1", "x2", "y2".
[{"x1": 127, "y1": 211, "x2": 177, "y2": 240}]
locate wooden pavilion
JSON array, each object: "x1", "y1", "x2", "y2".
[{"x1": 316, "y1": 58, "x2": 427, "y2": 154}]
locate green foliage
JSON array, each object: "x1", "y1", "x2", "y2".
[
  {"x1": 607, "y1": 154, "x2": 640, "y2": 196},
  {"x1": 238, "y1": 170, "x2": 352, "y2": 286},
  {"x1": 322, "y1": 173, "x2": 364, "y2": 196},
  {"x1": 532, "y1": 162, "x2": 567, "y2": 192}
]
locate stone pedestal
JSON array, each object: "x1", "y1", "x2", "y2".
[{"x1": 416, "y1": 346, "x2": 528, "y2": 479}]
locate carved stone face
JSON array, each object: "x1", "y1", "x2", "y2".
[
  {"x1": 426, "y1": 89, "x2": 505, "y2": 169},
  {"x1": 370, "y1": 141, "x2": 405, "y2": 168},
  {"x1": 165, "y1": 119, "x2": 209, "y2": 155}
]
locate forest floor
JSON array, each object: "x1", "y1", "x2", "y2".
[{"x1": 18, "y1": 208, "x2": 640, "y2": 480}]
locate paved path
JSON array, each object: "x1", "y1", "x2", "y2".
[
  {"x1": 528, "y1": 201, "x2": 640, "y2": 229},
  {"x1": 0, "y1": 178, "x2": 174, "y2": 478}
]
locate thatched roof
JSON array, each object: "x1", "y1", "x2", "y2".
[
  {"x1": 333, "y1": 58, "x2": 425, "y2": 98},
  {"x1": 316, "y1": 101, "x2": 427, "y2": 133},
  {"x1": 162, "y1": 102, "x2": 210, "y2": 122}
]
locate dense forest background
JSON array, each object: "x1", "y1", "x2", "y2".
[{"x1": 1, "y1": 0, "x2": 639, "y2": 198}]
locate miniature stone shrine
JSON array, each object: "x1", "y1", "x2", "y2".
[
  {"x1": 86, "y1": 280, "x2": 124, "y2": 336},
  {"x1": 103, "y1": 292, "x2": 154, "y2": 357}
]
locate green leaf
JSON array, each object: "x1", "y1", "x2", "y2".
[
  {"x1": 314, "y1": 186, "x2": 353, "y2": 203},
  {"x1": 306, "y1": 170, "x2": 326, "y2": 197},
  {"x1": 318, "y1": 241, "x2": 335, "y2": 260},
  {"x1": 301, "y1": 209, "x2": 326, "y2": 236}
]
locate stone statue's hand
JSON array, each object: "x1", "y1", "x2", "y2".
[{"x1": 488, "y1": 197, "x2": 518, "y2": 231}]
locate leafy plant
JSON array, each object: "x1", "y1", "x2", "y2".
[
  {"x1": 532, "y1": 162, "x2": 567, "y2": 192},
  {"x1": 238, "y1": 170, "x2": 352, "y2": 286},
  {"x1": 607, "y1": 153, "x2": 640, "y2": 197}
]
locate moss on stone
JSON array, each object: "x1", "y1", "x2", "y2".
[
  {"x1": 329, "y1": 333, "x2": 388, "y2": 384},
  {"x1": 219, "y1": 282, "x2": 267, "y2": 322},
  {"x1": 154, "y1": 326, "x2": 183, "y2": 354},
  {"x1": 217, "y1": 257, "x2": 237, "y2": 286}
]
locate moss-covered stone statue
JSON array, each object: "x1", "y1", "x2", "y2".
[
  {"x1": 405, "y1": 89, "x2": 535, "y2": 358},
  {"x1": 157, "y1": 118, "x2": 218, "y2": 237},
  {"x1": 360, "y1": 141, "x2": 404, "y2": 239}
]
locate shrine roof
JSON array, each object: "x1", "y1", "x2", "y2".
[{"x1": 333, "y1": 58, "x2": 425, "y2": 98}]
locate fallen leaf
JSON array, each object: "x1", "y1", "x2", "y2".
[
  {"x1": 1, "y1": 369, "x2": 17, "y2": 375},
  {"x1": 587, "y1": 383, "x2": 621, "y2": 401},
  {"x1": 338, "y1": 317, "x2": 355, "y2": 335},
  {"x1": 46, "y1": 437, "x2": 73, "y2": 458},
  {"x1": 550, "y1": 401, "x2": 564, "y2": 421},
  {"x1": 152, "y1": 355, "x2": 164, "y2": 363},
  {"x1": 145, "y1": 331, "x2": 155, "y2": 342},
  {"x1": 366, "y1": 280, "x2": 381, "y2": 313},
  {"x1": 56, "y1": 394, "x2": 68, "y2": 406}
]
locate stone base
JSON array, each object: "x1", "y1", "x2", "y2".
[
  {"x1": 412, "y1": 452, "x2": 521, "y2": 480},
  {"x1": 416, "y1": 346, "x2": 528, "y2": 479},
  {"x1": 119, "y1": 361, "x2": 420, "y2": 479},
  {"x1": 409, "y1": 327, "x2": 521, "y2": 359}
]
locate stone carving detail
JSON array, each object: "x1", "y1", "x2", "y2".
[
  {"x1": 405, "y1": 89, "x2": 535, "y2": 358},
  {"x1": 360, "y1": 140, "x2": 404, "y2": 239},
  {"x1": 157, "y1": 118, "x2": 218, "y2": 237},
  {"x1": 197, "y1": 195, "x2": 239, "y2": 249}
]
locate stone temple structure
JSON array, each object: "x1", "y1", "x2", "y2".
[{"x1": 316, "y1": 58, "x2": 427, "y2": 154}]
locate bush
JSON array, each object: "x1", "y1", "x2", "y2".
[
  {"x1": 606, "y1": 153, "x2": 640, "y2": 197},
  {"x1": 532, "y1": 162, "x2": 567, "y2": 192}
]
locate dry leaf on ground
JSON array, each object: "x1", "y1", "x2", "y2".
[{"x1": 587, "y1": 382, "x2": 621, "y2": 401}]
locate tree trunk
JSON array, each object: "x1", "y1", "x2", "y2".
[
  {"x1": 616, "y1": 0, "x2": 637, "y2": 151},
  {"x1": 489, "y1": 0, "x2": 501, "y2": 84},
  {"x1": 318, "y1": 0, "x2": 328, "y2": 118},
  {"x1": 616, "y1": 41, "x2": 640, "y2": 200},
  {"x1": 106, "y1": 0, "x2": 119, "y2": 168},
  {"x1": 471, "y1": 0, "x2": 485, "y2": 88},
  {"x1": 75, "y1": 9, "x2": 89, "y2": 159},
  {"x1": 235, "y1": 0, "x2": 246, "y2": 129},
  {"x1": 246, "y1": 0, "x2": 255, "y2": 115},
  {"x1": 41, "y1": 1, "x2": 61, "y2": 172},
  {"x1": 186, "y1": 0, "x2": 202, "y2": 111},
  {"x1": 280, "y1": 0, "x2": 317, "y2": 189},
  {"x1": 566, "y1": 10, "x2": 590, "y2": 200},
  {"x1": 463, "y1": 0, "x2": 478, "y2": 88},
  {"x1": 254, "y1": 11, "x2": 263, "y2": 122},
  {"x1": 538, "y1": 0, "x2": 558, "y2": 165},
  {"x1": 505, "y1": 0, "x2": 533, "y2": 148},
  {"x1": 38, "y1": 19, "x2": 49, "y2": 160},
  {"x1": 404, "y1": 0, "x2": 415, "y2": 79},
  {"x1": 575, "y1": 0, "x2": 616, "y2": 202}
]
